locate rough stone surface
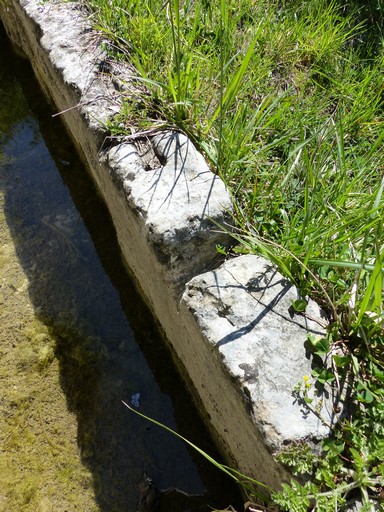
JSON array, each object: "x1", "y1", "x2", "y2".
[
  {"x1": 28, "y1": 1, "x2": 121, "y2": 133},
  {"x1": 1, "y1": 0, "x2": 233, "y2": 290},
  {"x1": 107, "y1": 132, "x2": 233, "y2": 292},
  {"x1": 183, "y1": 254, "x2": 335, "y2": 450}
]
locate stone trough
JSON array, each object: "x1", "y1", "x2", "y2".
[{"x1": 0, "y1": 0, "x2": 340, "y2": 496}]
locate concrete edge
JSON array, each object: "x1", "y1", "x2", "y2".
[{"x1": 0, "y1": 0, "x2": 339, "y2": 493}]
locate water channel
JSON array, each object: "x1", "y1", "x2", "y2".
[{"x1": 0, "y1": 25, "x2": 241, "y2": 512}]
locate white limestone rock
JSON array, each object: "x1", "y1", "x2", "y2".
[
  {"x1": 183, "y1": 254, "x2": 338, "y2": 450},
  {"x1": 107, "y1": 131, "x2": 233, "y2": 291},
  {"x1": 18, "y1": 0, "x2": 123, "y2": 135}
]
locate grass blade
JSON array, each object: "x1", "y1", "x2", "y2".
[{"x1": 121, "y1": 400, "x2": 271, "y2": 498}]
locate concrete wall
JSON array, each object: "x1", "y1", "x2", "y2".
[{"x1": 0, "y1": 0, "x2": 336, "y2": 494}]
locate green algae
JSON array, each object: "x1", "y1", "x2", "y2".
[
  {"x1": 0, "y1": 29, "x2": 100, "y2": 512},
  {"x1": 0, "y1": 212, "x2": 99, "y2": 512}
]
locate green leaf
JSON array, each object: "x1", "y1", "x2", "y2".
[
  {"x1": 356, "y1": 382, "x2": 375, "y2": 404},
  {"x1": 356, "y1": 389, "x2": 374, "y2": 403},
  {"x1": 206, "y1": 26, "x2": 261, "y2": 131},
  {"x1": 322, "y1": 437, "x2": 345, "y2": 454},
  {"x1": 309, "y1": 337, "x2": 330, "y2": 356},
  {"x1": 332, "y1": 355, "x2": 350, "y2": 368},
  {"x1": 216, "y1": 244, "x2": 227, "y2": 255},
  {"x1": 308, "y1": 258, "x2": 380, "y2": 272},
  {"x1": 121, "y1": 400, "x2": 270, "y2": 499},
  {"x1": 356, "y1": 251, "x2": 383, "y2": 326},
  {"x1": 292, "y1": 299, "x2": 307, "y2": 313},
  {"x1": 312, "y1": 367, "x2": 335, "y2": 384}
]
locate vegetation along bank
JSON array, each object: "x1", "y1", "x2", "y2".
[
  {"x1": 81, "y1": 0, "x2": 384, "y2": 509},
  {"x1": 1, "y1": 0, "x2": 383, "y2": 511}
]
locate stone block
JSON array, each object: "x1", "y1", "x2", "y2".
[{"x1": 183, "y1": 254, "x2": 335, "y2": 451}]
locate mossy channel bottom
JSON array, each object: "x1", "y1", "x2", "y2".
[{"x1": 0, "y1": 26, "x2": 241, "y2": 512}]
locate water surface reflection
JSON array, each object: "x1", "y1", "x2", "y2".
[{"x1": 0, "y1": 25, "x2": 241, "y2": 512}]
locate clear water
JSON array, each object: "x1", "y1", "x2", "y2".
[{"x1": 0, "y1": 25, "x2": 241, "y2": 512}]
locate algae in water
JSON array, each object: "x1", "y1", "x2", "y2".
[{"x1": 0, "y1": 191, "x2": 98, "y2": 512}]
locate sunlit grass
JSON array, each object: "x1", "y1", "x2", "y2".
[
  {"x1": 88, "y1": 0, "x2": 383, "y2": 313},
  {"x1": 84, "y1": 0, "x2": 384, "y2": 508}
]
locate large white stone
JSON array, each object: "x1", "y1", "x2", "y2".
[
  {"x1": 107, "y1": 132, "x2": 233, "y2": 291},
  {"x1": 183, "y1": 254, "x2": 336, "y2": 450}
]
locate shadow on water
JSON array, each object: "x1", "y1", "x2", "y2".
[{"x1": 0, "y1": 25, "x2": 242, "y2": 512}]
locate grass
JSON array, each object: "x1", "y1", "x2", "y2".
[
  {"x1": 80, "y1": 0, "x2": 384, "y2": 509},
  {"x1": 87, "y1": 0, "x2": 384, "y2": 307}
]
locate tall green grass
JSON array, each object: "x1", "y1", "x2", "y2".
[
  {"x1": 90, "y1": 0, "x2": 384, "y2": 321},
  {"x1": 85, "y1": 0, "x2": 384, "y2": 508}
]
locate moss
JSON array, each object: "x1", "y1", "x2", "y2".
[{"x1": 0, "y1": 204, "x2": 99, "y2": 512}]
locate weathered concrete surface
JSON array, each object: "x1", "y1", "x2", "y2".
[
  {"x1": 0, "y1": 0, "x2": 340, "y2": 494},
  {"x1": 107, "y1": 133, "x2": 232, "y2": 294},
  {"x1": 183, "y1": 255, "x2": 332, "y2": 450}
]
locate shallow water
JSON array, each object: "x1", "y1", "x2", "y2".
[{"x1": 0, "y1": 25, "x2": 241, "y2": 512}]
